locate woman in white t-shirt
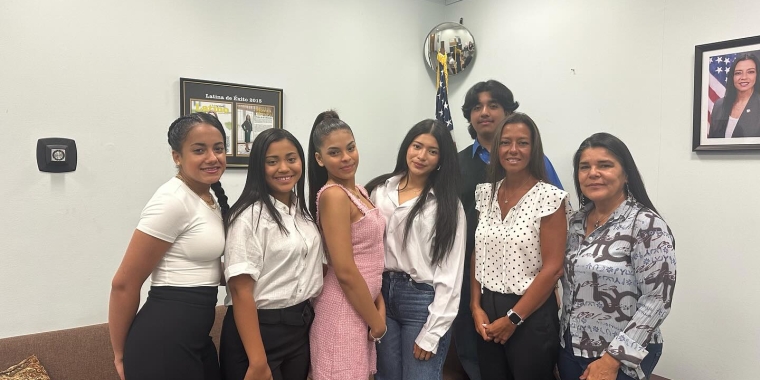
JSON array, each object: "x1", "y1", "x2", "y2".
[
  {"x1": 367, "y1": 119, "x2": 465, "y2": 380},
  {"x1": 219, "y1": 128, "x2": 323, "y2": 380},
  {"x1": 470, "y1": 112, "x2": 569, "y2": 380},
  {"x1": 109, "y1": 112, "x2": 230, "y2": 380}
]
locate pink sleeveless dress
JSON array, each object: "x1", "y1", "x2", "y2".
[{"x1": 309, "y1": 184, "x2": 386, "y2": 380}]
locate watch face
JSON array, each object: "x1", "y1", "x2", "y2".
[{"x1": 508, "y1": 311, "x2": 522, "y2": 325}]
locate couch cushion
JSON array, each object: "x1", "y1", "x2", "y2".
[
  {"x1": 0, "y1": 323, "x2": 118, "y2": 380},
  {"x1": 0, "y1": 355, "x2": 50, "y2": 380}
]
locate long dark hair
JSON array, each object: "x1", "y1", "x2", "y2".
[
  {"x1": 366, "y1": 119, "x2": 460, "y2": 266},
  {"x1": 307, "y1": 110, "x2": 354, "y2": 217},
  {"x1": 488, "y1": 112, "x2": 547, "y2": 201},
  {"x1": 572, "y1": 132, "x2": 659, "y2": 215},
  {"x1": 724, "y1": 53, "x2": 760, "y2": 109},
  {"x1": 167, "y1": 112, "x2": 229, "y2": 217},
  {"x1": 225, "y1": 128, "x2": 311, "y2": 234}
]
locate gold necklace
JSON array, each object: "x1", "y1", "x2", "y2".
[
  {"x1": 591, "y1": 209, "x2": 614, "y2": 229},
  {"x1": 502, "y1": 177, "x2": 531, "y2": 204},
  {"x1": 176, "y1": 174, "x2": 217, "y2": 209}
]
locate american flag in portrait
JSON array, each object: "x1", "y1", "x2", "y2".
[
  {"x1": 436, "y1": 52, "x2": 453, "y2": 131},
  {"x1": 707, "y1": 53, "x2": 737, "y2": 123}
]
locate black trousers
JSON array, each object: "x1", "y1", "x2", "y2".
[
  {"x1": 220, "y1": 301, "x2": 313, "y2": 380},
  {"x1": 477, "y1": 289, "x2": 560, "y2": 380},
  {"x1": 123, "y1": 286, "x2": 220, "y2": 380}
]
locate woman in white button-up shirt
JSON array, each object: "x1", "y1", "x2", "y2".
[
  {"x1": 367, "y1": 119, "x2": 466, "y2": 380},
  {"x1": 470, "y1": 113, "x2": 569, "y2": 380},
  {"x1": 219, "y1": 129, "x2": 323, "y2": 380}
]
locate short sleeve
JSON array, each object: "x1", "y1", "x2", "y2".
[
  {"x1": 536, "y1": 183, "x2": 568, "y2": 219},
  {"x1": 136, "y1": 192, "x2": 189, "y2": 243},
  {"x1": 474, "y1": 183, "x2": 493, "y2": 214},
  {"x1": 224, "y1": 206, "x2": 264, "y2": 282}
]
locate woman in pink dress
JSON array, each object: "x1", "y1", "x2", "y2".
[{"x1": 307, "y1": 110, "x2": 387, "y2": 380}]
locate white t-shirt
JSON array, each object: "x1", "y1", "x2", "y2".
[
  {"x1": 370, "y1": 174, "x2": 465, "y2": 354},
  {"x1": 474, "y1": 180, "x2": 568, "y2": 295},
  {"x1": 223, "y1": 197, "x2": 324, "y2": 309},
  {"x1": 136, "y1": 177, "x2": 224, "y2": 287}
]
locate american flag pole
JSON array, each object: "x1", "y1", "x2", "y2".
[{"x1": 436, "y1": 52, "x2": 454, "y2": 132}]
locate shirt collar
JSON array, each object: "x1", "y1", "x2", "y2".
[
  {"x1": 472, "y1": 139, "x2": 491, "y2": 164},
  {"x1": 472, "y1": 139, "x2": 485, "y2": 157},
  {"x1": 268, "y1": 194, "x2": 296, "y2": 215},
  {"x1": 572, "y1": 199, "x2": 637, "y2": 229},
  {"x1": 386, "y1": 173, "x2": 436, "y2": 197}
]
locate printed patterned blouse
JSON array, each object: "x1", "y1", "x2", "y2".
[{"x1": 560, "y1": 199, "x2": 676, "y2": 380}]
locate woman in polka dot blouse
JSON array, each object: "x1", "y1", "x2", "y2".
[{"x1": 470, "y1": 112, "x2": 570, "y2": 380}]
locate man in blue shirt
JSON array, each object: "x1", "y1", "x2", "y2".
[{"x1": 452, "y1": 79, "x2": 562, "y2": 380}]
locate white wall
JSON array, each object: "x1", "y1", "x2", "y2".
[
  {"x1": 0, "y1": 0, "x2": 443, "y2": 338},
  {"x1": 446, "y1": 0, "x2": 760, "y2": 379},
  {"x1": 3, "y1": 0, "x2": 759, "y2": 378}
]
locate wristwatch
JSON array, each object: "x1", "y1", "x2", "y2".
[{"x1": 506, "y1": 309, "x2": 524, "y2": 326}]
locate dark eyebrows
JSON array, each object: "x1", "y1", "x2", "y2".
[{"x1": 412, "y1": 139, "x2": 439, "y2": 150}]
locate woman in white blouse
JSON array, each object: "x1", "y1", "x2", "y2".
[
  {"x1": 367, "y1": 119, "x2": 465, "y2": 380},
  {"x1": 109, "y1": 113, "x2": 229, "y2": 380},
  {"x1": 219, "y1": 129, "x2": 323, "y2": 380},
  {"x1": 470, "y1": 113, "x2": 568, "y2": 380}
]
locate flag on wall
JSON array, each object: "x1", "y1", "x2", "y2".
[
  {"x1": 436, "y1": 52, "x2": 453, "y2": 131},
  {"x1": 707, "y1": 53, "x2": 737, "y2": 123}
]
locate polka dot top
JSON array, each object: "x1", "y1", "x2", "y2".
[{"x1": 474, "y1": 180, "x2": 568, "y2": 295}]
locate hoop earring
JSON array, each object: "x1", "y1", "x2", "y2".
[{"x1": 437, "y1": 166, "x2": 441, "y2": 171}]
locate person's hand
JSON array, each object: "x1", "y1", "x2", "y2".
[
  {"x1": 484, "y1": 316, "x2": 516, "y2": 345},
  {"x1": 413, "y1": 343, "x2": 433, "y2": 361},
  {"x1": 246, "y1": 360, "x2": 273, "y2": 380},
  {"x1": 579, "y1": 354, "x2": 620, "y2": 380},
  {"x1": 114, "y1": 358, "x2": 125, "y2": 380},
  {"x1": 471, "y1": 307, "x2": 491, "y2": 341}
]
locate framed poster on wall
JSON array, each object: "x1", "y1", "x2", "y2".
[
  {"x1": 180, "y1": 78, "x2": 283, "y2": 167},
  {"x1": 693, "y1": 35, "x2": 760, "y2": 151}
]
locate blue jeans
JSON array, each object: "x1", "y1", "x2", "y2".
[
  {"x1": 557, "y1": 329, "x2": 663, "y2": 380},
  {"x1": 376, "y1": 272, "x2": 452, "y2": 380}
]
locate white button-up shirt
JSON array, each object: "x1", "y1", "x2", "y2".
[
  {"x1": 223, "y1": 197, "x2": 324, "y2": 309},
  {"x1": 371, "y1": 174, "x2": 466, "y2": 353}
]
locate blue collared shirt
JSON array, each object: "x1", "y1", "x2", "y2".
[{"x1": 471, "y1": 139, "x2": 564, "y2": 190}]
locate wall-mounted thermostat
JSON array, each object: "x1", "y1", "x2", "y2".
[{"x1": 37, "y1": 138, "x2": 77, "y2": 173}]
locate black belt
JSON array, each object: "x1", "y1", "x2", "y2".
[{"x1": 257, "y1": 300, "x2": 313, "y2": 326}]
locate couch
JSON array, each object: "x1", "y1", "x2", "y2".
[{"x1": 0, "y1": 306, "x2": 226, "y2": 380}]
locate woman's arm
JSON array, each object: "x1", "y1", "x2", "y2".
[
  {"x1": 470, "y1": 252, "x2": 490, "y2": 341},
  {"x1": 108, "y1": 230, "x2": 171, "y2": 380},
  {"x1": 228, "y1": 275, "x2": 273, "y2": 380},
  {"x1": 319, "y1": 186, "x2": 385, "y2": 337},
  {"x1": 590, "y1": 212, "x2": 676, "y2": 376},
  {"x1": 485, "y1": 201, "x2": 567, "y2": 343}
]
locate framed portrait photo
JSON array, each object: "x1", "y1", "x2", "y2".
[
  {"x1": 180, "y1": 78, "x2": 283, "y2": 167},
  {"x1": 693, "y1": 35, "x2": 760, "y2": 151}
]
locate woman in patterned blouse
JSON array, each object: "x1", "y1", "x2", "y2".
[{"x1": 558, "y1": 133, "x2": 676, "y2": 380}]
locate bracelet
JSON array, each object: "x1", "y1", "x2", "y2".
[{"x1": 369, "y1": 327, "x2": 387, "y2": 343}]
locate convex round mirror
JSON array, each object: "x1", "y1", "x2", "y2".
[{"x1": 424, "y1": 22, "x2": 476, "y2": 76}]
